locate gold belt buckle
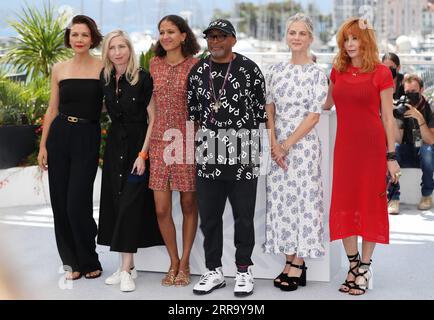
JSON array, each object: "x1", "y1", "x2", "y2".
[{"x1": 67, "y1": 116, "x2": 79, "y2": 123}]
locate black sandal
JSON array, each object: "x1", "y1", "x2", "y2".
[
  {"x1": 349, "y1": 260, "x2": 373, "y2": 296},
  {"x1": 339, "y1": 252, "x2": 360, "y2": 293},
  {"x1": 84, "y1": 270, "x2": 102, "y2": 279},
  {"x1": 280, "y1": 262, "x2": 307, "y2": 292},
  {"x1": 273, "y1": 260, "x2": 292, "y2": 288}
]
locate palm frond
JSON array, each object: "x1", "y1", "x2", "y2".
[{"x1": 2, "y1": 1, "x2": 72, "y2": 80}]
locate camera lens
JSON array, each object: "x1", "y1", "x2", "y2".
[{"x1": 393, "y1": 95, "x2": 409, "y2": 120}]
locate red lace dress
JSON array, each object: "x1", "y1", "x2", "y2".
[
  {"x1": 329, "y1": 64, "x2": 394, "y2": 244},
  {"x1": 149, "y1": 56, "x2": 198, "y2": 192}
]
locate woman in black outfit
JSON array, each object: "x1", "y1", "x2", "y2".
[
  {"x1": 382, "y1": 52, "x2": 405, "y2": 100},
  {"x1": 97, "y1": 30, "x2": 164, "y2": 292},
  {"x1": 37, "y1": 15, "x2": 104, "y2": 280}
]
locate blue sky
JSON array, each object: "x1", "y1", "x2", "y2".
[{"x1": 0, "y1": 0, "x2": 332, "y2": 37}]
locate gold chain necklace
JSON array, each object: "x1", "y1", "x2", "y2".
[{"x1": 351, "y1": 66, "x2": 361, "y2": 77}]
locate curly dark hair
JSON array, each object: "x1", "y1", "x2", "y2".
[
  {"x1": 64, "y1": 15, "x2": 103, "y2": 49},
  {"x1": 154, "y1": 15, "x2": 200, "y2": 58}
]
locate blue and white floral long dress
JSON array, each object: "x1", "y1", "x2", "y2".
[{"x1": 263, "y1": 62, "x2": 329, "y2": 258}]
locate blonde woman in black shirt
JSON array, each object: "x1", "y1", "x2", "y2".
[{"x1": 97, "y1": 30, "x2": 164, "y2": 292}]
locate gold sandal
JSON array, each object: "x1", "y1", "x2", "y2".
[
  {"x1": 174, "y1": 267, "x2": 190, "y2": 287},
  {"x1": 161, "y1": 269, "x2": 178, "y2": 286}
]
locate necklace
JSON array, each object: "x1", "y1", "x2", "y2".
[
  {"x1": 165, "y1": 56, "x2": 186, "y2": 67},
  {"x1": 208, "y1": 57, "x2": 233, "y2": 114},
  {"x1": 350, "y1": 66, "x2": 361, "y2": 77}
]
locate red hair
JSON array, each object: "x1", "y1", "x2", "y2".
[{"x1": 333, "y1": 17, "x2": 380, "y2": 73}]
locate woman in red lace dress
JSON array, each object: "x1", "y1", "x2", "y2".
[
  {"x1": 324, "y1": 18, "x2": 400, "y2": 296},
  {"x1": 149, "y1": 15, "x2": 200, "y2": 287}
]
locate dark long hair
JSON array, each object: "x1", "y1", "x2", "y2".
[
  {"x1": 154, "y1": 15, "x2": 200, "y2": 57},
  {"x1": 382, "y1": 52, "x2": 401, "y2": 67}
]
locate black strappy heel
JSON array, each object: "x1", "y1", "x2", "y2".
[
  {"x1": 273, "y1": 260, "x2": 292, "y2": 288},
  {"x1": 349, "y1": 260, "x2": 373, "y2": 296},
  {"x1": 280, "y1": 262, "x2": 307, "y2": 292},
  {"x1": 339, "y1": 252, "x2": 360, "y2": 293}
]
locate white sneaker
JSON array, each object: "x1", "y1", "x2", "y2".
[
  {"x1": 120, "y1": 271, "x2": 136, "y2": 292},
  {"x1": 193, "y1": 267, "x2": 226, "y2": 295},
  {"x1": 234, "y1": 266, "x2": 254, "y2": 297},
  {"x1": 105, "y1": 267, "x2": 138, "y2": 285}
]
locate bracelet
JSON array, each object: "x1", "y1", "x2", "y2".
[
  {"x1": 419, "y1": 121, "x2": 426, "y2": 127},
  {"x1": 386, "y1": 152, "x2": 396, "y2": 161},
  {"x1": 138, "y1": 151, "x2": 148, "y2": 160}
]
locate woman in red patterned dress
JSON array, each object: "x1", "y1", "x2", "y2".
[
  {"x1": 324, "y1": 18, "x2": 401, "y2": 295},
  {"x1": 149, "y1": 15, "x2": 200, "y2": 287}
]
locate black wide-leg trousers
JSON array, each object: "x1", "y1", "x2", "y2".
[
  {"x1": 46, "y1": 117, "x2": 102, "y2": 274},
  {"x1": 196, "y1": 177, "x2": 258, "y2": 270}
]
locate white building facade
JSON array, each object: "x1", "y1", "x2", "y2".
[
  {"x1": 376, "y1": 0, "x2": 425, "y2": 42},
  {"x1": 334, "y1": 0, "x2": 426, "y2": 42},
  {"x1": 333, "y1": 0, "x2": 376, "y2": 31},
  {"x1": 422, "y1": 3, "x2": 434, "y2": 35}
]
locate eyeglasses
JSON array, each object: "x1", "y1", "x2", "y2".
[{"x1": 204, "y1": 34, "x2": 230, "y2": 42}]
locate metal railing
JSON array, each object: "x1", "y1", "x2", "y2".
[
  {"x1": 241, "y1": 52, "x2": 434, "y2": 93},
  {"x1": 241, "y1": 52, "x2": 434, "y2": 66},
  {"x1": 1, "y1": 50, "x2": 433, "y2": 92}
]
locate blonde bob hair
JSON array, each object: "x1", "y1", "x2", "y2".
[{"x1": 102, "y1": 30, "x2": 139, "y2": 86}]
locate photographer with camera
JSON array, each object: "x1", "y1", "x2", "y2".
[{"x1": 388, "y1": 74, "x2": 434, "y2": 214}]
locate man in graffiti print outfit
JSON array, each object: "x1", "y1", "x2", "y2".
[{"x1": 187, "y1": 19, "x2": 267, "y2": 297}]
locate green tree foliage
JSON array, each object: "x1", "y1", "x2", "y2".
[
  {"x1": 215, "y1": 0, "x2": 332, "y2": 43},
  {"x1": 0, "y1": 74, "x2": 50, "y2": 125},
  {"x1": 2, "y1": 1, "x2": 72, "y2": 80},
  {"x1": 211, "y1": 8, "x2": 232, "y2": 21},
  {"x1": 139, "y1": 45, "x2": 156, "y2": 71},
  {"x1": 238, "y1": 3, "x2": 259, "y2": 37},
  {"x1": 244, "y1": 0, "x2": 302, "y2": 41}
]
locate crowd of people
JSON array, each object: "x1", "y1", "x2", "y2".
[{"x1": 36, "y1": 11, "x2": 432, "y2": 297}]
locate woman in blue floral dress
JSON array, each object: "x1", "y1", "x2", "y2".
[{"x1": 263, "y1": 13, "x2": 328, "y2": 292}]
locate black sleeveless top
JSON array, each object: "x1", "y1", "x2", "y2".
[{"x1": 59, "y1": 79, "x2": 103, "y2": 120}]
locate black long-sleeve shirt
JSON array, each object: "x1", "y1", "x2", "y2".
[{"x1": 187, "y1": 53, "x2": 267, "y2": 181}]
